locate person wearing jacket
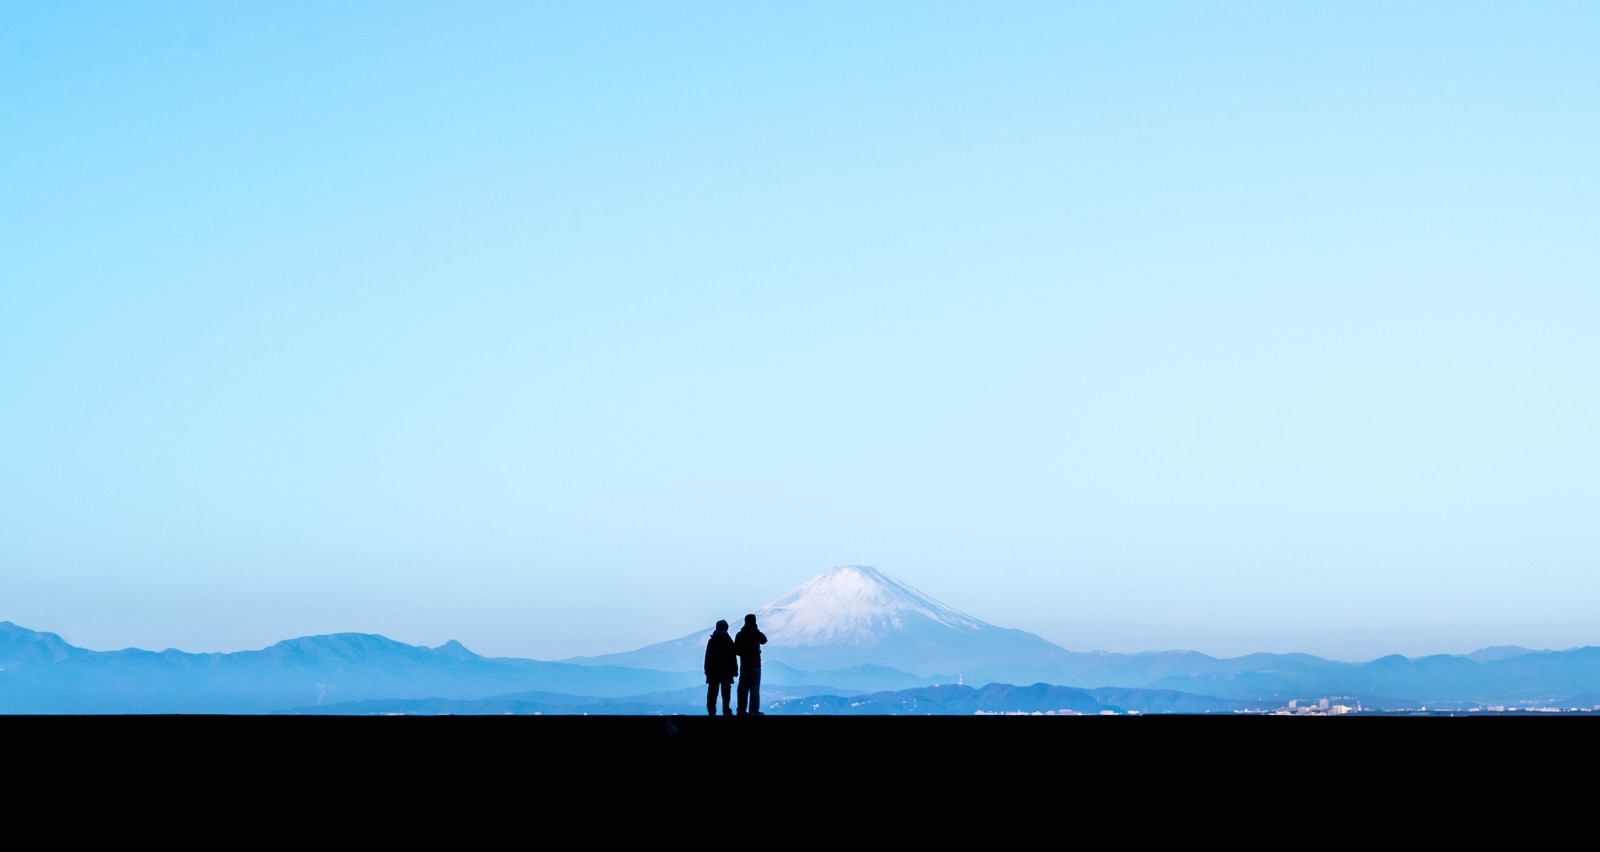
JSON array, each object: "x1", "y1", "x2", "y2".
[
  {"x1": 733, "y1": 613, "x2": 767, "y2": 716},
  {"x1": 704, "y1": 619, "x2": 738, "y2": 716}
]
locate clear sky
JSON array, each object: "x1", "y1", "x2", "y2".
[{"x1": 4, "y1": 2, "x2": 1596, "y2": 664}]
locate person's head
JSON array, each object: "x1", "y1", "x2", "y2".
[
  {"x1": 715, "y1": 619, "x2": 729, "y2": 632},
  {"x1": 744, "y1": 613, "x2": 757, "y2": 627}
]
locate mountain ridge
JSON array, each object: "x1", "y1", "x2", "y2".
[
  {"x1": 562, "y1": 564, "x2": 1092, "y2": 680},
  {"x1": 4, "y1": 562, "x2": 1597, "y2": 714}
]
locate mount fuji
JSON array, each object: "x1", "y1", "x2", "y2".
[{"x1": 562, "y1": 564, "x2": 1085, "y2": 685}]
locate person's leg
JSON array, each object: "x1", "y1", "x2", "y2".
[
  {"x1": 749, "y1": 665, "x2": 762, "y2": 714},
  {"x1": 720, "y1": 682, "x2": 733, "y2": 714},
  {"x1": 706, "y1": 683, "x2": 716, "y2": 716},
  {"x1": 736, "y1": 675, "x2": 750, "y2": 715}
]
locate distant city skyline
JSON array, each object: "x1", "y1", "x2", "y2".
[{"x1": 3, "y1": 3, "x2": 1596, "y2": 664}]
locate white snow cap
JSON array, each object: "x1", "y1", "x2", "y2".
[{"x1": 754, "y1": 564, "x2": 984, "y2": 648}]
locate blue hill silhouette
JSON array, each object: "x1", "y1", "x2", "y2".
[{"x1": 4, "y1": 619, "x2": 1598, "y2": 714}]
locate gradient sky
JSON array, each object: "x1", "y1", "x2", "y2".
[{"x1": 4, "y1": 2, "x2": 1596, "y2": 664}]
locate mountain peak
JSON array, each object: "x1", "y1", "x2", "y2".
[
  {"x1": 754, "y1": 564, "x2": 986, "y2": 648},
  {"x1": 0, "y1": 621, "x2": 80, "y2": 666},
  {"x1": 434, "y1": 639, "x2": 480, "y2": 660},
  {"x1": 1465, "y1": 645, "x2": 1542, "y2": 663}
]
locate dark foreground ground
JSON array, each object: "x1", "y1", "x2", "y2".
[
  {"x1": 10, "y1": 713, "x2": 1580, "y2": 828},
  {"x1": 12, "y1": 711, "x2": 1572, "y2": 768}
]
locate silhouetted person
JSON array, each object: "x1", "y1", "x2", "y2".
[
  {"x1": 704, "y1": 619, "x2": 737, "y2": 716},
  {"x1": 733, "y1": 613, "x2": 767, "y2": 715}
]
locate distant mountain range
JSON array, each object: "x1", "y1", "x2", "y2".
[
  {"x1": 5, "y1": 565, "x2": 1598, "y2": 714},
  {"x1": 0, "y1": 624, "x2": 694, "y2": 714}
]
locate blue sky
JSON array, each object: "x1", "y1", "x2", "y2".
[{"x1": 3, "y1": 2, "x2": 1596, "y2": 663}]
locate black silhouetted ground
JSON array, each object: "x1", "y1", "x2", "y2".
[{"x1": 12, "y1": 711, "x2": 1569, "y2": 825}]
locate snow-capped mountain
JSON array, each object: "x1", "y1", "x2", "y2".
[
  {"x1": 564, "y1": 564, "x2": 1080, "y2": 683},
  {"x1": 757, "y1": 564, "x2": 986, "y2": 646}
]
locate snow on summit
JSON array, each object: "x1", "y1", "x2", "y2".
[
  {"x1": 566, "y1": 562, "x2": 1072, "y2": 679},
  {"x1": 754, "y1": 564, "x2": 987, "y2": 647}
]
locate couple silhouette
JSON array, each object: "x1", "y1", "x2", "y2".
[{"x1": 704, "y1": 613, "x2": 767, "y2": 716}]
